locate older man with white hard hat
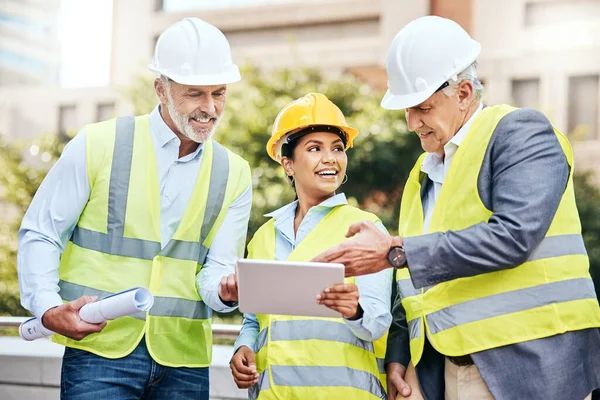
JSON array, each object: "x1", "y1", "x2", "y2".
[
  {"x1": 314, "y1": 16, "x2": 600, "y2": 400},
  {"x1": 17, "y1": 18, "x2": 250, "y2": 399}
]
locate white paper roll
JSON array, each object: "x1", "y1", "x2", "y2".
[
  {"x1": 18, "y1": 317, "x2": 55, "y2": 341},
  {"x1": 19, "y1": 287, "x2": 154, "y2": 341},
  {"x1": 78, "y1": 287, "x2": 154, "y2": 323}
]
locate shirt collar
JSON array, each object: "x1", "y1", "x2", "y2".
[
  {"x1": 264, "y1": 193, "x2": 348, "y2": 219},
  {"x1": 149, "y1": 104, "x2": 178, "y2": 148}
]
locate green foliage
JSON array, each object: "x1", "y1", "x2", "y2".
[
  {"x1": 574, "y1": 172, "x2": 600, "y2": 300},
  {"x1": 0, "y1": 134, "x2": 67, "y2": 316}
]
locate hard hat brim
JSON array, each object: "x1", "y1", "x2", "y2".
[
  {"x1": 380, "y1": 87, "x2": 437, "y2": 110},
  {"x1": 148, "y1": 65, "x2": 241, "y2": 86},
  {"x1": 267, "y1": 124, "x2": 359, "y2": 163}
]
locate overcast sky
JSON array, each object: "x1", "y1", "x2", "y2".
[{"x1": 59, "y1": 0, "x2": 113, "y2": 88}]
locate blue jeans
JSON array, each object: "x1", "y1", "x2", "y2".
[{"x1": 60, "y1": 339, "x2": 209, "y2": 400}]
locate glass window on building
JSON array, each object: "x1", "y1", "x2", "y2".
[
  {"x1": 568, "y1": 75, "x2": 599, "y2": 141},
  {"x1": 58, "y1": 105, "x2": 77, "y2": 136},
  {"x1": 96, "y1": 102, "x2": 115, "y2": 122},
  {"x1": 511, "y1": 78, "x2": 540, "y2": 108}
]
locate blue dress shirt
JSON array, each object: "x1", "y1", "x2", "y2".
[
  {"x1": 234, "y1": 193, "x2": 393, "y2": 353},
  {"x1": 17, "y1": 105, "x2": 252, "y2": 318}
]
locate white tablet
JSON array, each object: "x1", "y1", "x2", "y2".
[{"x1": 235, "y1": 259, "x2": 345, "y2": 318}]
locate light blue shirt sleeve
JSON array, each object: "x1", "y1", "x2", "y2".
[
  {"x1": 17, "y1": 129, "x2": 90, "y2": 318},
  {"x1": 343, "y1": 221, "x2": 393, "y2": 341},
  {"x1": 197, "y1": 183, "x2": 252, "y2": 313},
  {"x1": 234, "y1": 312, "x2": 260, "y2": 353}
]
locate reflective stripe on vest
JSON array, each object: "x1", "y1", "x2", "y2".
[
  {"x1": 256, "y1": 328, "x2": 269, "y2": 353},
  {"x1": 397, "y1": 233, "x2": 588, "y2": 298},
  {"x1": 70, "y1": 116, "x2": 230, "y2": 264},
  {"x1": 274, "y1": 366, "x2": 385, "y2": 397},
  {"x1": 426, "y1": 277, "x2": 596, "y2": 335},
  {"x1": 58, "y1": 280, "x2": 211, "y2": 320},
  {"x1": 248, "y1": 369, "x2": 270, "y2": 400},
  {"x1": 376, "y1": 358, "x2": 385, "y2": 375},
  {"x1": 397, "y1": 279, "x2": 421, "y2": 298},
  {"x1": 250, "y1": 366, "x2": 386, "y2": 399},
  {"x1": 268, "y1": 319, "x2": 374, "y2": 353},
  {"x1": 408, "y1": 318, "x2": 421, "y2": 341}
]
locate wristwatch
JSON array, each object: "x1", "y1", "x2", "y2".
[{"x1": 387, "y1": 246, "x2": 407, "y2": 268}]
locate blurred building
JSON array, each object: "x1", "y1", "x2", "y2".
[
  {"x1": 1, "y1": 0, "x2": 600, "y2": 174},
  {"x1": 0, "y1": 0, "x2": 117, "y2": 142},
  {"x1": 474, "y1": 0, "x2": 600, "y2": 172},
  {"x1": 0, "y1": 0, "x2": 61, "y2": 86}
]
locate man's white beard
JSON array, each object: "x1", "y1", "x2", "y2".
[{"x1": 166, "y1": 90, "x2": 222, "y2": 144}]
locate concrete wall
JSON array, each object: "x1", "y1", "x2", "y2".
[{"x1": 0, "y1": 337, "x2": 246, "y2": 400}]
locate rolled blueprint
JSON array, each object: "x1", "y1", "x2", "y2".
[{"x1": 19, "y1": 287, "x2": 154, "y2": 341}]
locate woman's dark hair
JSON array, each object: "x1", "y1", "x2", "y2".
[{"x1": 280, "y1": 125, "x2": 348, "y2": 188}]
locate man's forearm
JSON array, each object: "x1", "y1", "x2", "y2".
[{"x1": 17, "y1": 234, "x2": 63, "y2": 318}]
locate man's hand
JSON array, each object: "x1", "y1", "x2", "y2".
[
  {"x1": 230, "y1": 346, "x2": 259, "y2": 389},
  {"x1": 387, "y1": 362, "x2": 413, "y2": 399},
  {"x1": 41, "y1": 296, "x2": 107, "y2": 341},
  {"x1": 316, "y1": 283, "x2": 361, "y2": 319},
  {"x1": 219, "y1": 273, "x2": 238, "y2": 303},
  {"x1": 312, "y1": 220, "x2": 401, "y2": 277}
]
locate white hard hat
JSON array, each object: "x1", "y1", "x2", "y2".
[
  {"x1": 381, "y1": 16, "x2": 481, "y2": 110},
  {"x1": 149, "y1": 18, "x2": 241, "y2": 85}
]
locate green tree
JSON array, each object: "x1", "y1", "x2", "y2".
[
  {"x1": 0, "y1": 134, "x2": 67, "y2": 324},
  {"x1": 575, "y1": 172, "x2": 600, "y2": 300}
]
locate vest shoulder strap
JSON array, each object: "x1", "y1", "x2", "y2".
[{"x1": 247, "y1": 219, "x2": 276, "y2": 260}]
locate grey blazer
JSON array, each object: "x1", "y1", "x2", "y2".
[{"x1": 386, "y1": 107, "x2": 600, "y2": 400}]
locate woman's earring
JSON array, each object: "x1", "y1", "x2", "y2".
[
  {"x1": 290, "y1": 176, "x2": 295, "y2": 186},
  {"x1": 342, "y1": 174, "x2": 348, "y2": 184}
]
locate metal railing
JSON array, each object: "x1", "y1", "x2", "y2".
[{"x1": 0, "y1": 316, "x2": 242, "y2": 339}]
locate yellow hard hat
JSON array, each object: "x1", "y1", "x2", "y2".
[{"x1": 267, "y1": 93, "x2": 359, "y2": 162}]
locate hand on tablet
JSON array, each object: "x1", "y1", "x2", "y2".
[
  {"x1": 230, "y1": 346, "x2": 259, "y2": 389},
  {"x1": 316, "y1": 283, "x2": 362, "y2": 319},
  {"x1": 219, "y1": 273, "x2": 239, "y2": 303}
]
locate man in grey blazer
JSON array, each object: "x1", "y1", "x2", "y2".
[{"x1": 314, "y1": 16, "x2": 600, "y2": 400}]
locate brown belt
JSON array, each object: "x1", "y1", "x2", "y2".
[{"x1": 447, "y1": 355, "x2": 474, "y2": 366}]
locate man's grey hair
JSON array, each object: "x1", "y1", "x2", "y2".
[
  {"x1": 159, "y1": 74, "x2": 171, "y2": 90},
  {"x1": 441, "y1": 61, "x2": 484, "y2": 102}
]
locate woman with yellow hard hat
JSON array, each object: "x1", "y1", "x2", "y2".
[{"x1": 230, "y1": 93, "x2": 393, "y2": 399}]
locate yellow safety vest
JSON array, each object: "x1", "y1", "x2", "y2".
[
  {"x1": 247, "y1": 205, "x2": 388, "y2": 400},
  {"x1": 396, "y1": 104, "x2": 600, "y2": 365},
  {"x1": 53, "y1": 115, "x2": 251, "y2": 367}
]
